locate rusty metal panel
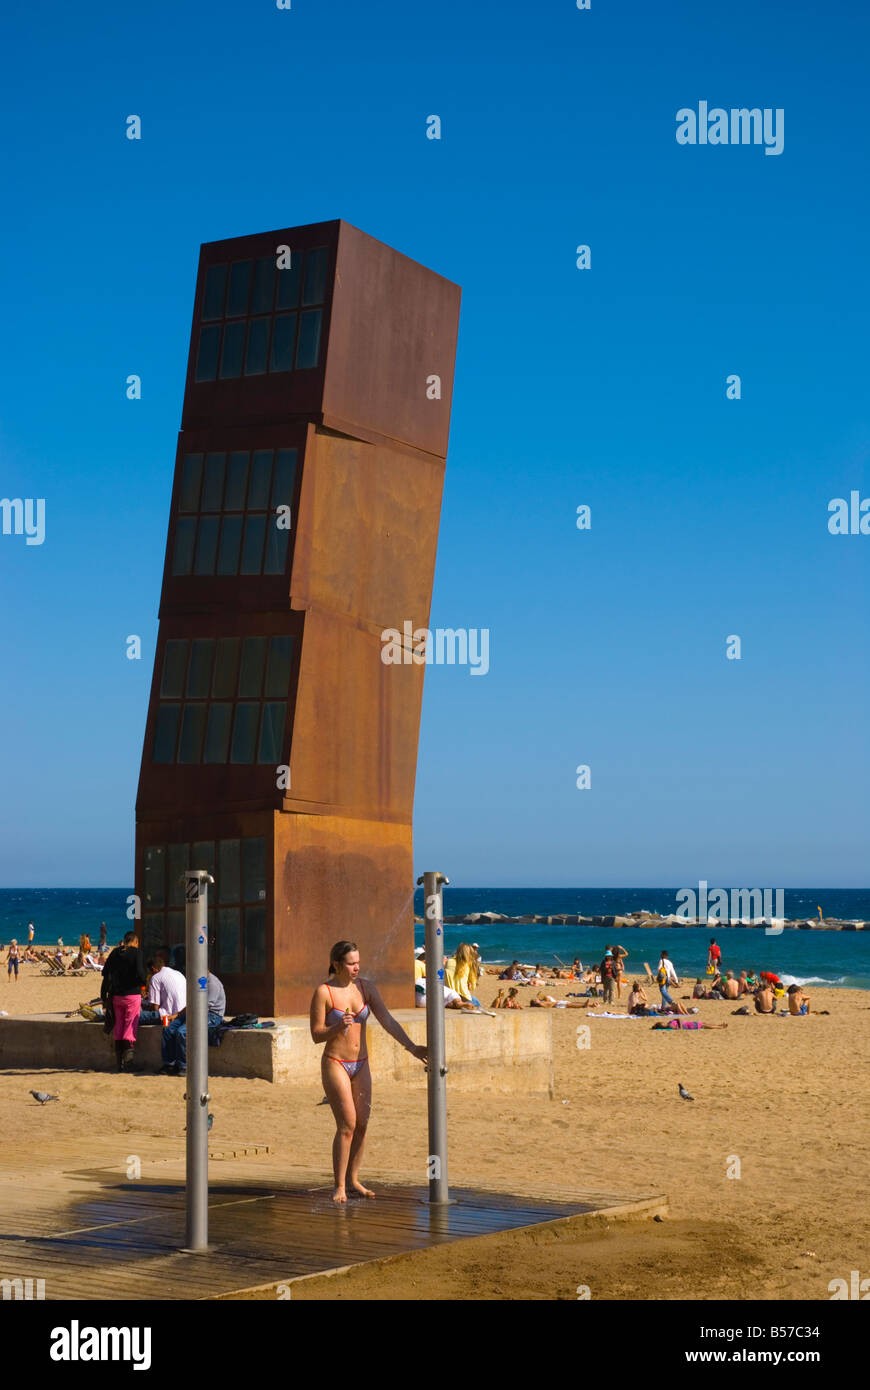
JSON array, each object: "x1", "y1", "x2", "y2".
[
  {"x1": 273, "y1": 811, "x2": 414, "y2": 1015},
  {"x1": 326, "y1": 221, "x2": 460, "y2": 458}
]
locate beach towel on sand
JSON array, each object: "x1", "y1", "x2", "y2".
[{"x1": 588, "y1": 1012, "x2": 645, "y2": 1019}]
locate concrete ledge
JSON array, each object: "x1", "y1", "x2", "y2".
[{"x1": 0, "y1": 1010, "x2": 553, "y2": 1093}]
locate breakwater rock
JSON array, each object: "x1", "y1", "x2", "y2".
[{"x1": 419, "y1": 911, "x2": 867, "y2": 932}]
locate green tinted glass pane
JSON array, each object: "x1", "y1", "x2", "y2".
[
  {"x1": 240, "y1": 515, "x2": 266, "y2": 574},
  {"x1": 142, "y1": 913, "x2": 164, "y2": 961},
  {"x1": 195, "y1": 325, "x2": 221, "y2": 382},
  {"x1": 172, "y1": 518, "x2": 196, "y2": 576},
  {"x1": 257, "y1": 701, "x2": 286, "y2": 764},
  {"x1": 251, "y1": 256, "x2": 276, "y2": 314},
  {"x1": 204, "y1": 703, "x2": 232, "y2": 763},
  {"x1": 248, "y1": 450, "x2": 272, "y2": 509},
  {"x1": 238, "y1": 636, "x2": 267, "y2": 697},
  {"x1": 226, "y1": 260, "x2": 252, "y2": 317},
  {"x1": 263, "y1": 520, "x2": 290, "y2": 575},
  {"x1": 271, "y1": 449, "x2": 297, "y2": 510},
  {"x1": 243, "y1": 905, "x2": 267, "y2": 973},
  {"x1": 167, "y1": 843, "x2": 190, "y2": 907},
  {"x1": 192, "y1": 840, "x2": 216, "y2": 881},
  {"x1": 219, "y1": 321, "x2": 245, "y2": 379},
  {"x1": 144, "y1": 845, "x2": 166, "y2": 909},
  {"x1": 161, "y1": 640, "x2": 189, "y2": 698},
  {"x1": 225, "y1": 452, "x2": 249, "y2": 510},
  {"x1": 302, "y1": 246, "x2": 329, "y2": 305},
  {"x1": 243, "y1": 837, "x2": 267, "y2": 903},
  {"x1": 296, "y1": 310, "x2": 322, "y2": 368},
  {"x1": 216, "y1": 515, "x2": 243, "y2": 575},
  {"x1": 217, "y1": 907, "x2": 241, "y2": 974},
  {"x1": 217, "y1": 838, "x2": 241, "y2": 903},
  {"x1": 230, "y1": 703, "x2": 259, "y2": 763},
  {"x1": 186, "y1": 639, "x2": 215, "y2": 697},
  {"x1": 265, "y1": 636, "x2": 294, "y2": 698},
  {"x1": 276, "y1": 255, "x2": 301, "y2": 309},
  {"x1": 202, "y1": 264, "x2": 227, "y2": 321},
  {"x1": 201, "y1": 453, "x2": 226, "y2": 511},
  {"x1": 193, "y1": 516, "x2": 219, "y2": 575},
  {"x1": 153, "y1": 705, "x2": 180, "y2": 762},
  {"x1": 178, "y1": 703, "x2": 207, "y2": 763},
  {"x1": 179, "y1": 454, "x2": 203, "y2": 513},
  {"x1": 270, "y1": 314, "x2": 296, "y2": 371},
  {"x1": 245, "y1": 318, "x2": 269, "y2": 376},
  {"x1": 212, "y1": 638, "x2": 240, "y2": 698}
]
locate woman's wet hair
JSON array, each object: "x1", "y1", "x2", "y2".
[{"x1": 328, "y1": 940, "x2": 358, "y2": 976}]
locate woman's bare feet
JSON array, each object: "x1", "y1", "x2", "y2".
[
  {"x1": 350, "y1": 1181, "x2": 375, "y2": 1199},
  {"x1": 332, "y1": 1186, "x2": 347, "y2": 1203}
]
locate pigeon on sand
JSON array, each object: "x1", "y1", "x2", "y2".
[
  {"x1": 678, "y1": 1083, "x2": 694, "y2": 1102},
  {"x1": 30, "y1": 1090, "x2": 59, "y2": 1105}
]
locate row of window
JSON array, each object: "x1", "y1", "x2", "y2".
[
  {"x1": 160, "y1": 636, "x2": 294, "y2": 702},
  {"x1": 173, "y1": 512, "x2": 289, "y2": 577},
  {"x1": 153, "y1": 698, "x2": 287, "y2": 765},
  {"x1": 194, "y1": 308, "x2": 323, "y2": 382},
  {"x1": 143, "y1": 837, "x2": 266, "y2": 910},
  {"x1": 172, "y1": 448, "x2": 296, "y2": 578},
  {"x1": 178, "y1": 450, "x2": 297, "y2": 517},
  {"x1": 202, "y1": 249, "x2": 328, "y2": 323},
  {"x1": 141, "y1": 836, "x2": 268, "y2": 975},
  {"x1": 142, "y1": 907, "x2": 266, "y2": 976},
  {"x1": 153, "y1": 635, "x2": 294, "y2": 764}
]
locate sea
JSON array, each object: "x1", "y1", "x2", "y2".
[{"x1": 2, "y1": 886, "x2": 869, "y2": 991}]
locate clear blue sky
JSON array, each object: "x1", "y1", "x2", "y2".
[{"x1": 1, "y1": 0, "x2": 867, "y2": 887}]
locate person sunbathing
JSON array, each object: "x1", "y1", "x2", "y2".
[
  {"x1": 503, "y1": 987, "x2": 523, "y2": 1009},
  {"x1": 651, "y1": 1019, "x2": 728, "y2": 1030},
  {"x1": 529, "y1": 993, "x2": 590, "y2": 1009},
  {"x1": 490, "y1": 989, "x2": 506, "y2": 1009},
  {"x1": 721, "y1": 971, "x2": 740, "y2": 1000}
]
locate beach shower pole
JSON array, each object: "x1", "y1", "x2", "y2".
[
  {"x1": 417, "y1": 871, "x2": 450, "y2": 1203},
  {"x1": 182, "y1": 869, "x2": 213, "y2": 1252}
]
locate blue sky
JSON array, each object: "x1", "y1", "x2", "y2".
[{"x1": 0, "y1": 0, "x2": 867, "y2": 887}]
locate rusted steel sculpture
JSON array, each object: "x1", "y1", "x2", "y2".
[{"x1": 135, "y1": 221, "x2": 461, "y2": 1013}]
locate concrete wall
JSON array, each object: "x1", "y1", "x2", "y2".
[{"x1": 0, "y1": 1011, "x2": 552, "y2": 1094}]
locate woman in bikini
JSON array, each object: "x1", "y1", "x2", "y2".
[{"x1": 310, "y1": 939, "x2": 428, "y2": 1204}]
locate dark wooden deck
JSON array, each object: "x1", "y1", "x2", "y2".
[{"x1": 0, "y1": 1169, "x2": 665, "y2": 1300}]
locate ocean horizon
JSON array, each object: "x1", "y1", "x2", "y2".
[{"x1": 2, "y1": 885, "x2": 869, "y2": 992}]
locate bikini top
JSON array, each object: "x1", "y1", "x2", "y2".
[{"x1": 325, "y1": 982, "x2": 370, "y2": 1025}]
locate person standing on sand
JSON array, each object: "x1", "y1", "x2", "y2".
[
  {"x1": 656, "y1": 950, "x2": 679, "y2": 1011},
  {"x1": 100, "y1": 930, "x2": 147, "y2": 1070},
  {"x1": 310, "y1": 940, "x2": 428, "y2": 1204},
  {"x1": 27, "y1": 923, "x2": 34, "y2": 945},
  {"x1": 99, "y1": 922, "x2": 107, "y2": 951},
  {"x1": 599, "y1": 950, "x2": 618, "y2": 1006},
  {"x1": 708, "y1": 937, "x2": 722, "y2": 974},
  {"x1": 6, "y1": 939, "x2": 21, "y2": 983}
]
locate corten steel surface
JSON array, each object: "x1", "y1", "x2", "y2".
[
  {"x1": 0, "y1": 1176, "x2": 661, "y2": 1301},
  {"x1": 135, "y1": 221, "x2": 461, "y2": 1017}
]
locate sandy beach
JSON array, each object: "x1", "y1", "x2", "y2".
[{"x1": 1, "y1": 961, "x2": 868, "y2": 1300}]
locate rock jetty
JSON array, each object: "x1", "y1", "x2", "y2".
[{"x1": 411, "y1": 911, "x2": 866, "y2": 931}]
